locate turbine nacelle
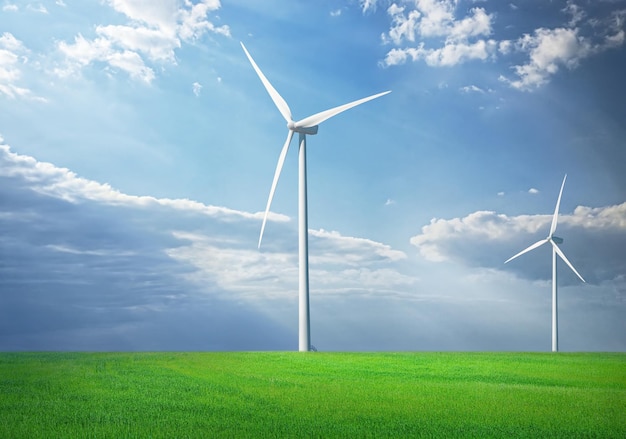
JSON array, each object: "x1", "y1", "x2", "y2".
[
  {"x1": 288, "y1": 121, "x2": 318, "y2": 135},
  {"x1": 551, "y1": 236, "x2": 563, "y2": 244}
]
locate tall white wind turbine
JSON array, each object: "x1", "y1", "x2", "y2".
[
  {"x1": 505, "y1": 174, "x2": 585, "y2": 352},
  {"x1": 241, "y1": 42, "x2": 390, "y2": 352}
]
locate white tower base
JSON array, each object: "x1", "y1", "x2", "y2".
[{"x1": 298, "y1": 133, "x2": 311, "y2": 352}]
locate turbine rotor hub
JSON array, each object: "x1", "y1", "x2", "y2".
[{"x1": 287, "y1": 121, "x2": 319, "y2": 135}]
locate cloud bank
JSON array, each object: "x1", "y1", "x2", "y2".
[
  {"x1": 379, "y1": 0, "x2": 626, "y2": 89},
  {"x1": 0, "y1": 138, "x2": 419, "y2": 350}
]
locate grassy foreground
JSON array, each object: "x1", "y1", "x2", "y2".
[{"x1": 0, "y1": 352, "x2": 624, "y2": 438}]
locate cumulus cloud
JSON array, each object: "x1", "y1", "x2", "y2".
[
  {"x1": 500, "y1": 4, "x2": 626, "y2": 90},
  {"x1": 381, "y1": 1, "x2": 495, "y2": 67},
  {"x1": 380, "y1": 1, "x2": 626, "y2": 90},
  {"x1": 55, "y1": 0, "x2": 230, "y2": 83},
  {"x1": 501, "y1": 27, "x2": 593, "y2": 90},
  {"x1": 410, "y1": 204, "x2": 626, "y2": 284}
]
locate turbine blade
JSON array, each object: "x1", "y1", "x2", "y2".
[
  {"x1": 550, "y1": 174, "x2": 567, "y2": 236},
  {"x1": 241, "y1": 42, "x2": 292, "y2": 123},
  {"x1": 258, "y1": 130, "x2": 294, "y2": 248},
  {"x1": 505, "y1": 238, "x2": 549, "y2": 264},
  {"x1": 551, "y1": 240, "x2": 586, "y2": 283},
  {"x1": 295, "y1": 90, "x2": 391, "y2": 128}
]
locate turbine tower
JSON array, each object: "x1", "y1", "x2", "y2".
[
  {"x1": 505, "y1": 174, "x2": 585, "y2": 352},
  {"x1": 241, "y1": 42, "x2": 390, "y2": 352}
]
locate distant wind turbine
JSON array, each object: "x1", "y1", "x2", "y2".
[
  {"x1": 505, "y1": 174, "x2": 585, "y2": 352},
  {"x1": 241, "y1": 42, "x2": 390, "y2": 352}
]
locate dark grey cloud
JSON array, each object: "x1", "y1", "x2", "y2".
[{"x1": 0, "y1": 150, "x2": 291, "y2": 351}]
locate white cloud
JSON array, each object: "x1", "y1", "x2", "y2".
[
  {"x1": 385, "y1": 1, "x2": 494, "y2": 43},
  {"x1": 382, "y1": 1, "x2": 495, "y2": 67},
  {"x1": 310, "y1": 229, "x2": 407, "y2": 264},
  {"x1": 96, "y1": 25, "x2": 180, "y2": 63},
  {"x1": 192, "y1": 81, "x2": 202, "y2": 96},
  {"x1": 167, "y1": 228, "x2": 415, "y2": 301},
  {"x1": 563, "y1": 0, "x2": 586, "y2": 28},
  {"x1": 384, "y1": 4, "x2": 421, "y2": 45},
  {"x1": 1, "y1": 136, "x2": 622, "y2": 351},
  {"x1": 0, "y1": 141, "x2": 415, "y2": 304},
  {"x1": 498, "y1": 39, "x2": 513, "y2": 55},
  {"x1": 0, "y1": 142, "x2": 285, "y2": 223},
  {"x1": 178, "y1": 0, "x2": 230, "y2": 40},
  {"x1": 55, "y1": 0, "x2": 230, "y2": 83},
  {"x1": 166, "y1": 232, "x2": 298, "y2": 300},
  {"x1": 56, "y1": 34, "x2": 155, "y2": 83},
  {"x1": 528, "y1": 188, "x2": 539, "y2": 194},
  {"x1": 385, "y1": 39, "x2": 497, "y2": 67},
  {"x1": 410, "y1": 204, "x2": 626, "y2": 283},
  {"x1": 105, "y1": 0, "x2": 179, "y2": 32},
  {"x1": 447, "y1": 7, "x2": 492, "y2": 41},
  {"x1": 106, "y1": 49, "x2": 156, "y2": 83},
  {"x1": 0, "y1": 32, "x2": 46, "y2": 101},
  {"x1": 2, "y1": 4, "x2": 18, "y2": 12},
  {"x1": 27, "y1": 3, "x2": 48, "y2": 14},
  {"x1": 500, "y1": 6, "x2": 626, "y2": 90},
  {"x1": 0, "y1": 32, "x2": 24, "y2": 56},
  {"x1": 360, "y1": 0, "x2": 379, "y2": 13},
  {"x1": 502, "y1": 27, "x2": 592, "y2": 90},
  {"x1": 460, "y1": 84, "x2": 484, "y2": 93},
  {"x1": 381, "y1": 1, "x2": 626, "y2": 90},
  {"x1": 330, "y1": 9, "x2": 342, "y2": 17}
]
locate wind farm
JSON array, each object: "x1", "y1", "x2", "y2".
[{"x1": 2, "y1": 2, "x2": 626, "y2": 437}]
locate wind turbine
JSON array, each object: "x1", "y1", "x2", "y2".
[
  {"x1": 505, "y1": 174, "x2": 585, "y2": 352},
  {"x1": 241, "y1": 42, "x2": 390, "y2": 352}
]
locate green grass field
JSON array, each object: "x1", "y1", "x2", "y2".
[{"x1": 0, "y1": 352, "x2": 624, "y2": 438}]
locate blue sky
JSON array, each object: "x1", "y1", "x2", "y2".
[{"x1": 1, "y1": 0, "x2": 625, "y2": 351}]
